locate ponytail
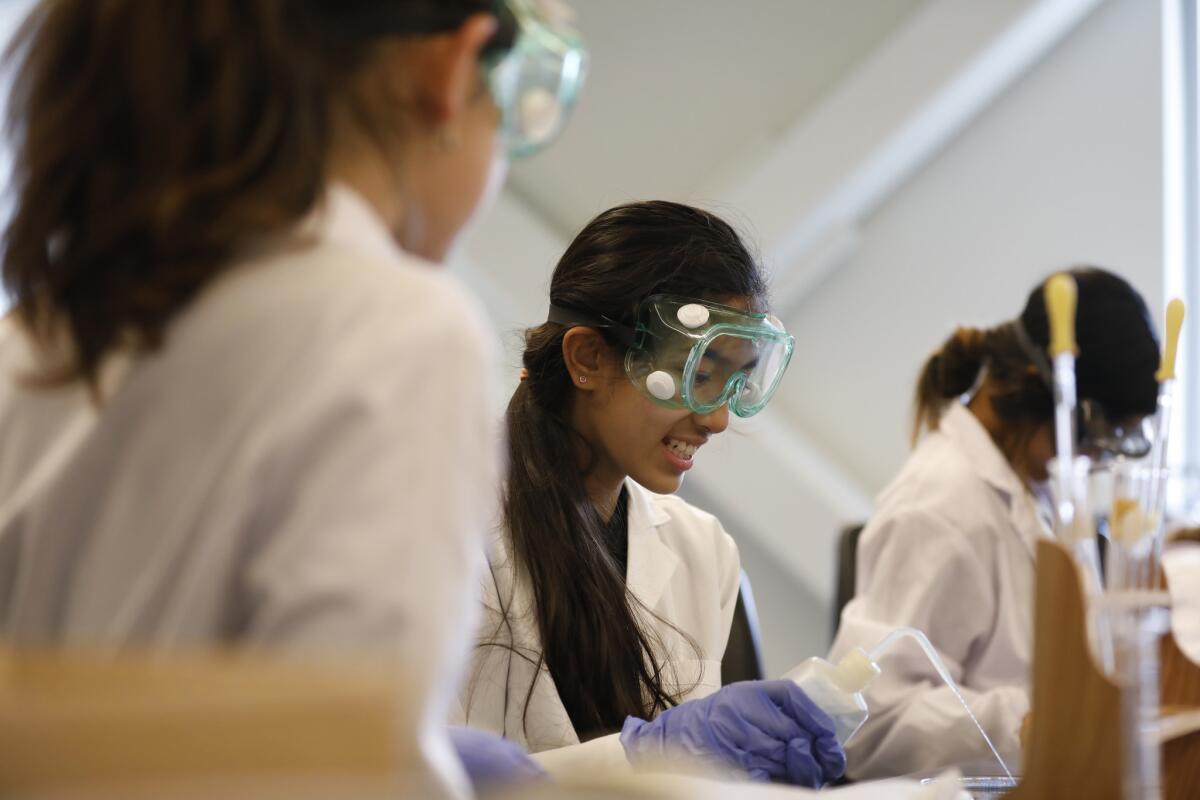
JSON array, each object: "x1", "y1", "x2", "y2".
[{"x1": 911, "y1": 327, "x2": 990, "y2": 444}]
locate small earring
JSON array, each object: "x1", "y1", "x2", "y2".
[{"x1": 578, "y1": 376, "x2": 588, "y2": 384}]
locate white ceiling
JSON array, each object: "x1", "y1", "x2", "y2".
[{"x1": 508, "y1": 0, "x2": 928, "y2": 237}]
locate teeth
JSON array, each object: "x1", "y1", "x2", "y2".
[{"x1": 666, "y1": 438, "x2": 698, "y2": 459}]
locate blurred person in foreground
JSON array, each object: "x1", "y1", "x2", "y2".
[{"x1": 0, "y1": 1, "x2": 585, "y2": 796}]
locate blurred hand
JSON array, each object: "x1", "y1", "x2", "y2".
[{"x1": 448, "y1": 726, "x2": 547, "y2": 789}]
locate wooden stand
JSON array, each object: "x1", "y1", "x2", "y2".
[
  {"x1": 1007, "y1": 541, "x2": 1122, "y2": 799},
  {"x1": 1009, "y1": 541, "x2": 1200, "y2": 799},
  {"x1": 0, "y1": 647, "x2": 413, "y2": 797},
  {"x1": 1162, "y1": 626, "x2": 1200, "y2": 799}
]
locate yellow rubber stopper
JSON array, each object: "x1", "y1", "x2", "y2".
[
  {"x1": 1046, "y1": 274, "x2": 1078, "y2": 357},
  {"x1": 1157, "y1": 298, "x2": 1186, "y2": 381},
  {"x1": 1112, "y1": 497, "x2": 1152, "y2": 546}
]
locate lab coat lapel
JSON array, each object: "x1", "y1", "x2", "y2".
[{"x1": 624, "y1": 480, "x2": 678, "y2": 612}]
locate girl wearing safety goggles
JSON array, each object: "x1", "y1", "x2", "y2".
[
  {"x1": 829, "y1": 267, "x2": 1160, "y2": 780},
  {"x1": 457, "y1": 201, "x2": 846, "y2": 788}
]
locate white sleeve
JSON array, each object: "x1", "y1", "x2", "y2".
[
  {"x1": 530, "y1": 732, "x2": 632, "y2": 777},
  {"x1": 829, "y1": 509, "x2": 1028, "y2": 780},
  {"x1": 233, "y1": 292, "x2": 499, "y2": 796}
]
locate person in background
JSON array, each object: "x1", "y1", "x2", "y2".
[
  {"x1": 458, "y1": 201, "x2": 846, "y2": 789},
  {"x1": 0, "y1": 1, "x2": 583, "y2": 796},
  {"x1": 829, "y1": 267, "x2": 1160, "y2": 780}
]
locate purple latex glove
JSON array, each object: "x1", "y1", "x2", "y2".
[
  {"x1": 619, "y1": 680, "x2": 846, "y2": 788},
  {"x1": 448, "y1": 726, "x2": 547, "y2": 789}
]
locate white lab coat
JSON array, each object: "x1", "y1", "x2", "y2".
[
  {"x1": 0, "y1": 185, "x2": 499, "y2": 799},
  {"x1": 829, "y1": 404, "x2": 1044, "y2": 780},
  {"x1": 455, "y1": 478, "x2": 741, "y2": 774}
]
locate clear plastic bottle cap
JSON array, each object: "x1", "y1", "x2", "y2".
[{"x1": 833, "y1": 648, "x2": 881, "y2": 694}]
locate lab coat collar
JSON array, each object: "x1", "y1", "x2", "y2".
[
  {"x1": 301, "y1": 182, "x2": 405, "y2": 268},
  {"x1": 623, "y1": 479, "x2": 678, "y2": 612},
  {"x1": 940, "y1": 404, "x2": 1024, "y2": 501},
  {"x1": 940, "y1": 403, "x2": 1052, "y2": 556}
]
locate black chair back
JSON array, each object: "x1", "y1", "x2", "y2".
[
  {"x1": 831, "y1": 523, "x2": 866, "y2": 642},
  {"x1": 721, "y1": 570, "x2": 766, "y2": 684}
]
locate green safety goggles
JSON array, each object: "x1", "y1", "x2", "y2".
[
  {"x1": 549, "y1": 295, "x2": 795, "y2": 418},
  {"x1": 485, "y1": 0, "x2": 587, "y2": 159}
]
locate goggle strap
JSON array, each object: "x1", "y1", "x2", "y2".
[
  {"x1": 546, "y1": 304, "x2": 638, "y2": 348},
  {"x1": 1011, "y1": 318, "x2": 1055, "y2": 389}
]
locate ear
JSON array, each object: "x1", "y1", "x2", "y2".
[
  {"x1": 404, "y1": 14, "x2": 498, "y2": 125},
  {"x1": 562, "y1": 328, "x2": 616, "y2": 390}
]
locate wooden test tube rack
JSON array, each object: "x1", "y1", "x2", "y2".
[
  {"x1": 1008, "y1": 540, "x2": 1200, "y2": 799},
  {"x1": 1161, "y1": 614, "x2": 1200, "y2": 797},
  {"x1": 0, "y1": 648, "x2": 410, "y2": 795}
]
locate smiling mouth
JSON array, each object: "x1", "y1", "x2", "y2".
[{"x1": 663, "y1": 437, "x2": 699, "y2": 460}]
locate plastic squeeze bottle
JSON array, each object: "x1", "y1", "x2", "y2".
[{"x1": 784, "y1": 648, "x2": 881, "y2": 746}]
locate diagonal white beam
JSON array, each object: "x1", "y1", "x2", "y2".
[{"x1": 707, "y1": 0, "x2": 1105, "y2": 314}]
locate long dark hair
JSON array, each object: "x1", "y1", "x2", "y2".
[
  {"x1": 493, "y1": 201, "x2": 768, "y2": 738},
  {"x1": 2, "y1": 0, "x2": 513, "y2": 388},
  {"x1": 913, "y1": 267, "x2": 1160, "y2": 464}
]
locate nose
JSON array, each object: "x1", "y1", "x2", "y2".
[{"x1": 694, "y1": 402, "x2": 730, "y2": 435}]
